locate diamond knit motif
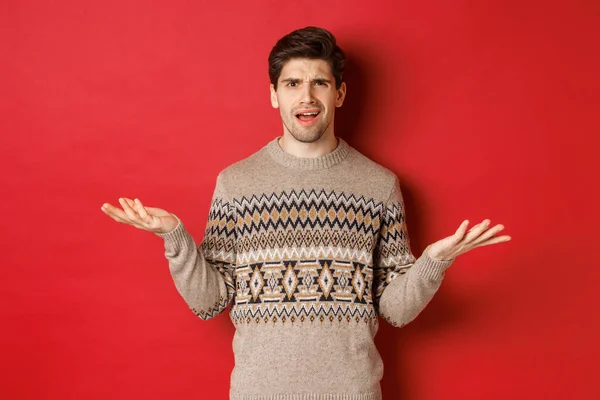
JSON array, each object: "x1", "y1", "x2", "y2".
[{"x1": 198, "y1": 189, "x2": 415, "y2": 325}]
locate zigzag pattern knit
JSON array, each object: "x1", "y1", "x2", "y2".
[{"x1": 156, "y1": 137, "x2": 454, "y2": 400}]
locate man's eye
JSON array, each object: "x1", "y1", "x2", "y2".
[{"x1": 288, "y1": 82, "x2": 296, "y2": 87}]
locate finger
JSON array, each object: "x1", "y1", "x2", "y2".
[
  {"x1": 120, "y1": 198, "x2": 141, "y2": 222},
  {"x1": 101, "y1": 203, "x2": 133, "y2": 225},
  {"x1": 467, "y1": 219, "x2": 489, "y2": 233},
  {"x1": 128, "y1": 198, "x2": 151, "y2": 220},
  {"x1": 472, "y1": 223, "x2": 506, "y2": 246},
  {"x1": 144, "y1": 206, "x2": 167, "y2": 214},
  {"x1": 475, "y1": 234, "x2": 512, "y2": 247},
  {"x1": 453, "y1": 220, "x2": 470, "y2": 241},
  {"x1": 124, "y1": 198, "x2": 138, "y2": 213},
  {"x1": 462, "y1": 219, "x2": 490, "y2": 243},
  {"x1": 122, "y1": 198, "x2": 155, "y2": 230},
  {"x1": 133, "y1": 198, "x2": 154, "y2": 224}
]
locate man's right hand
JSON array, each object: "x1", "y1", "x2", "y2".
[{"x1": 101, "y1": 198, "x2": 179, "y2": 234}]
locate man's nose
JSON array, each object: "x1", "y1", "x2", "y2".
[{"x1": 299, "y1": 84, "x2": 316, "y2": 104}]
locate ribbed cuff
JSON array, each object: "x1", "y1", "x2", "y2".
[
  {"x1": 230, "y1": 391, "x2": 381, "y2": 400},
  {"x1": 154, "y1": 214, "x2": 191, "y2": 249},
  {"x1": 415, "y1": 245, "x2": 455, "y2": 281}
]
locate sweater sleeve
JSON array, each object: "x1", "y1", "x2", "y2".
[
  {"x1": 373, "y1": 175, "x2": 454, "y2": 328},
  {"x1": 154, "y1": 173, "x2": 237, "y2": 320}
]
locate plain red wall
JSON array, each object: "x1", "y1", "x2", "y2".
[{"x1": 2, "y1": 0, "x2": 598, "y2": 398}]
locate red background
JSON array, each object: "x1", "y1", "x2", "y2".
[{"x1": 2, "y1": 0, "x2": 598, "y2": 399}]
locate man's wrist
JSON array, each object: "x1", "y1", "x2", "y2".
[
  {"x1": 426, "y1": 246, "x2": 452, "y2": 261},
  {"x1": 159, "y1": 215, "x2": 180, "y2": 234}
]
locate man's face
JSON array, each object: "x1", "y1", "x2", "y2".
[{"x1": 270, "y1": 58, "x2": 346, "y2": 143}]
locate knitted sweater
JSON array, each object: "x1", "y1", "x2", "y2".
[{"x1": 155, "y1": 137, "x2": 454, "y2": 400}]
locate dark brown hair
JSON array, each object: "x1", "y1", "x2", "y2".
[{"x1": 268, "y1": 26, "x2": 345, "y2": 90}]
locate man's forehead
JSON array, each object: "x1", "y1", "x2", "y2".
[{"x1": 279, "y1": 58, "x2": 332, "y2": 79}]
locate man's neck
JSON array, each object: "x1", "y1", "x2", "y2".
[{"x1": 278, "y1": 133, "x2": 339, "y2": 158}]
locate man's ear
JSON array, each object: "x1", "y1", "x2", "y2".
[
  {"x1": 335, "y1": 82, "x2": 346, "y2": 107},
  {"x1": 270, "y1": 84, "x2": 279, "y2": 108}
]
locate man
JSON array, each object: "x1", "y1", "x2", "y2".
[{"x1": 101, "y1": 26, "x2": 510, "y2": 400}]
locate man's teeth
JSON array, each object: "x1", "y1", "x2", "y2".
[{"x1": 298, "y1": 112, "x2": 319, "y2": 116}]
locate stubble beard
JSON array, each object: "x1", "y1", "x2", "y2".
[{"x1": 281, "y1": 111, "x2": 332, "y2": 144}]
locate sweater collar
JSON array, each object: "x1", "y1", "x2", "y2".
[{"x1": 266, "y1": 136, "x2": 351, "y2": 170}]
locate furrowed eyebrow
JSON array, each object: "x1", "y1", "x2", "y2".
[
  {"x1": 280, "y1": 78, "x2": 300, "y2": 84},
  {"x1": 280, "y1": 77, "x2": 332, "y2": 84}
]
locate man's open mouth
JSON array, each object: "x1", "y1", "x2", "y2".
[{"x1": 295, "y1": 110, "x2": 320, "y2": 122}]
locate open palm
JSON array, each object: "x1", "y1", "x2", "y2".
[
  {"x1": 100, "y1": 197, "x2": 178, "y2": 234},
  {"x1": 427, "y1": 219, "x2": 511, "y2": 261}
]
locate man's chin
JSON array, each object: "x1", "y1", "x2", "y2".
[
  {"x1": 289, "y1": 129, "x2": 326, "y2": 144},
  {"x1": 294, "y1": 136, "x2": 321, "y2": 144},
  {"x1": 281, "y1": 119, "x2": 328, "y2": 144}
]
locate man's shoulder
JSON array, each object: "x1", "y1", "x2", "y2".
[
  {"x1": 216, "y1": 141, "x2": 270, "y2": 181},
  {"x1": 347, "y1": 144, "x2": 398, "y2": 183}
]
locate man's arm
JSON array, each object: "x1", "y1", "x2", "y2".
[
  {"x1": 100, "y1": 173, "x2": 237, "y2": 320},
  {"x1": 373, "y1": 176, "x2": 454, "y2": 328},
  {"x1": 155, "y1": 173, "x2": 236, "y2": 320},
  {"x1": 375, "y1": 247, "x2": 454, "y2": 328},
  {"x1": 373, "y1": 175, "x2": 511, "y2": 327}
]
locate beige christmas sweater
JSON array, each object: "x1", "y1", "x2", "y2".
[{"x1": 155, "y1": 137, "x2": 454, "y2": 400}]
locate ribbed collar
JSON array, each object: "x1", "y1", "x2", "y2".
[{"x1": 265, "y1": 136, "x2": 351, "y2": 170}]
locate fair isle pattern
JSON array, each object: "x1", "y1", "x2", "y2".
[
  {"x1": 232, "y1": 190, "x2": 381, "y2": 326},
  {"x1": 373, "y1": 199, "x2": 416, "y2": 303},
  {"x1": 377, "y1": 202, "x2": 415, "y2": 266},
  {"x1": 231, "y1": 258, "x2": 376, "y2": 326},
  {"x1": 235, "y1": 189, "x2": 382, "y2": 240},
  {"x1": 198, "y1": 190, "x2": 415, "y2": 325},
  {"x1": 196, "y1": 197, "x2": 236, "y2": 320},
  {"x1": 201, "y1": 197, "x2": 236, "y2": 263},
  {"x1": 236, "y1": 246, "x2": 373, "y2": 266}
]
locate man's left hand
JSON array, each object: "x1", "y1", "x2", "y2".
[{"x1": 426, "y1": 219, "x2": 511, "y2": 261}]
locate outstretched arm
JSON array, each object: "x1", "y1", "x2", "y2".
[
  {"x1": 374, "y1": 176, "x2": 510, "y2": 328},
  {"x1": 101, "y1": 174, "x2": 237, "y2": 320}
]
